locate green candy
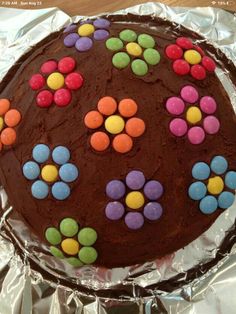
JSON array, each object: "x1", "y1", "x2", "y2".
[
  {"x1": 106, "y1": 37, "x2": 123, "y2": 51},
  {"x1": 59, "y1": 218, "x2": 79, "y2": 237},
  {"x1": 119, "y1": 29, "x2": 137, "y2": 42},
  {"x1": 131, "y1": 59, "x2": 148, "y2": 76},
  {"x1": 143, "y1": 48, "x2": 161, "y2": 65},
  {"x1": 78, "y1": 247, "x2": 98, "y2": 264},
  {"x1": 67, "y1": 257, "x2": 84, "y2": 267},
  {"x1": 78, "y1": 227, "x2": 97, "y2": 246},
  {"x1": 45, "y1": 227, "x2": 62, "y2": 245},
  {"x1": 138, "y1": 34, "x2": 155, "y2": 48},
  {"x1": 112, "y1": 52, "x2": 130, "y2": 69},
  {"x1": 50, "y1": 246, "x2": 64, "y2": 259}
]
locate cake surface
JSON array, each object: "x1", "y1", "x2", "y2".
[{"x1": 0, "y1": 14, "x2": 236, "y2": 268}]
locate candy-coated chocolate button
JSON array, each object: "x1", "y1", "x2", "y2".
[
  {"x1": 210, "y1": 156, "x2": 228, "y2": 175},
  {"x1": 105, "y1": 115, "x2": 125, "y2": 134},
  {"x1": 97, "y1": 96, "x2": 117, "y2": 116},
  {"x1": 59, "y1": 163, "x2": 79, "y2": 183},
  {"x1": 93, "y1": 29, "x2": 109, "y2": 41},
  {"x1": 207, "y1": 176, "x2": 224, "y2": 195},
  {"x1": 192, "y1": 162, "x2": 210, "y2": 180},
  {"x1": 58, "y1": 57, "x2": 76, "y2": 74},
  {"x1": 31, "y1": 180, "x2": 49, "y2": 199},
  {"x1": 29, "y1": 73, "x2": 45, "y2": 90},
  {"x1": 203, "y1": 116, "x2": 220, "y2": 134},
  {"x1": 190, "y1": 64, "x2": 206, "y2": 80},
  {"x1": 33, "y1": 144, "x2": 50, "y2": 163},
  {"x1": 23, "y1": 161, "x2": 40, "y2": 180},
  {"x1": 118, "y1": 98, "x2": 137, "y2": 117},
  {"x1": 225, "y1": 171, "x2": 236, "y2": 189},
  {"x1": 112, "y1": 52, "x2": 130, "y2": 69},
  {"x1": 143, "y1": 48, "x2": 160, "y2": 65},
  {"x1": 125, "y1": 212, "x2": 144, "y2": 230},
  {"x1": 199, "y1": 195, "x2": 218, "y2": 214},
  {"x1": 112, "y1": 134, "x2": 133, "y2": 153},
  {"x1": 60, "y1": 217, "x2": 79, "y2": 237},
  {"x1": 52, "y1": 146, "x2": 70, "y2": 165},
  {"x1": 54, "y1": 88, "x2": 72, "y2": 107},
  {"x1": 63, "y1": 24, "x2": 77, "y2": 33},
  {"x1": 0, "y1": 117, "x2": 4, "y2": 131},
  {"x1": 65, "y1": 72, "x2": 83, "y2": 90},
  {"x1": 126, "y1": 117, "x2": 145, "y2": 137},
  {"x1": 4, "y1": 109, "x2": 21, "y2": 127},
  {"x1": 36, "y1": 90, "x2": 54, "y2": 108},
  {"x1": 165, "y1": 44, "x2": 183, "y2": 60},
  {"x1": 200, "y1": 96, "x2": 217, "y2": 114},
  {"x1": 90, "y1": 131, "x2": 110, "y2": 152},
  {"x1": 169, "y1": 118, "x2": 188, "y2": 137},
  {"x1": 119, "y1": 29, "x2": 137, "y2": 42},
  {"x1": 166, "y1": 97, "x2": 185, "y2": 115},
  {"x1": 78, "y1": 247, "x2": 98, "y2": 264},
  {"x1": 67, "y1": 257, "x2": 84, "y2": 267},
  {"x1": 176, "y1": 37, "x2": 193, "y2": 50},
  {"x1": 61, "y1": 238, "x2": 79, "y2": 255},
  {"x1": 84, "y1": 111, "x2": 103, "y2": 129},
  {"x1": 138, "y1": 34, "x2": 155, "y2": 48},
  {"x1": 41, "y1": 165, "x2": 58, "y2": 182},
  {"x1": 78, "y1": 23, "x2": 95, "y2": 36},
  {"x1": 78, "y1": 227, "x2": 97, "y2": 246},
  {"x1": 40, "y1": 60, "x2": 58, "y2": 74},
  {"x1": 0, "y1": 99, "x2": 10, "y2": 115},
  {"x1": 52, "y1": 182, "x2": 70, "y2": 200},
  {"x1": 75, "y1": 37, "x2": 93, "y2": 51},
  {"x1": 131, "y1": 59, "x2": 148, "y2": 76},
  {"x1": 144, "y1": 180, "x2": 163, "y2": 200},
  {"x1": 47, "y1": 72, "x2": 64, "y2": 90},
  {"x1": 186, "y1": 106, "x2": 202, "y2": 124},
  {"x1": 50, "y1": 246, "x2": 64, "y2": 259},
  {"x1": 125, "y1": 191, "x2": 145, "y2": 210},
  {"x1": 218, "y1": 191, "x2": 235, "y2": 209},
  {"x1": 126, "y1": 170, "x2": 145, "y2": 190},
  {"x1": 93, "y1": 18, "x2": 110, "y2": 29},
  {"x1": 187, "y1": 127, "x2": 205, "y2": 145},
  {"x1": 45, "y1": 227, "x2": 62, "y2": 245},
  {"x1": 144, "y1": 202, "x2": 163, "y2": 221},
  {"x1": 173, "y1": 59, "x2": 190, "y2": 75},
  {"x1": 64, "y1": 33, "x2": 80, "y2": 47},
  {"x1": 188, "y1": 181, "x2": 207, "y2": 200},
  {"x1": 106, "y1": 180, "x2": 126, "y2": 200},
  {"x1": 105, "y1": 201, "x2": 125, "y2": 220},
  {"x1": 126, "y1": 42, "x2": 142, "y2": 56},
  {"x1": 201, "y1": 56, "x2": 216, "y2": 72},
  {"x1": 106, "y1": 37, "x2": 123, "y2": 51},
  {"x1": 184, "y1": 49, "x2": 201, "y2": 65},
  {"x1": 0, "y1": 127, "x2": 16, "y2": 145},
  {"x1": 181, "y1": 86, "x2": 199, "y2": 103}
]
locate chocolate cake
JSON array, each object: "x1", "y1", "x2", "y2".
[{"x1": 0, "y1": 14, "x2": 235, "y2": 268}]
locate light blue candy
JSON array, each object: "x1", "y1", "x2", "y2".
[
  {"x1": 52, "y1": 181, "x2": 70, "y2": 200},
  {"x1": 23, "y1": 161, "x2": 40, "y2": 180},
  {"x1": 31, "y1": 180, "x2": 49, "y2": 199},
  {"x1": 192, "y1": 162, "x2": 210, "y2": 180},
  {"x1": 59, "y1": 163, "x2": 79, "y2": 183},
  {"x1": 225, "y1": 171, "x2": 236, "y2": 190},
  {"x1": 210, "y1": 156, "x2": 228, "y2": 175},
  {"x1": 188, "y1": 181, "x2": 207, "y2": 200},
  {"x1": 33, "y1": 144, "x2": 50, "y2": 163},
  {"x1": 52, "y1": 146, "x2": 70, "y2": 165},
  {"x1": 218, "y1": 191, "x2": 235, "y2": 209},
  {"x1": 199, "y1": 195, "x2": 218, "y2": 214}
]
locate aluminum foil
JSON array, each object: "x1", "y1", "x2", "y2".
[{"x1": 0, "y1": 2, "x2": 236, "y2": 313}]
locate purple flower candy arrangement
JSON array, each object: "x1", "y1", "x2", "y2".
[
  {"x1": 63, "y1": 18, "x2": 111, "y2": 52},
  {"x1": 105, "y1": 170, "x2": 164, "y2": 230}
]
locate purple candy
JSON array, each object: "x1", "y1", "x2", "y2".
[
  {"x1": 93, "y1": 29, "x2": 109, "y2": 41},
  {"x1": 75, "y1": 37, "x2": 93, "y2": 52},
  {"x1": 144, "y1": 180, "x2": 163, "y2": 200},
  {"x1": 93, "y1": 18, "x2": 111, "y2": 29},
  {"x1": 126, "y1": 170, "x2": 145, "y2": 190},
  {"x1": 144, "y1": 202, "x2": 163, "y2": 221},
  {"x1": 64, "y1": 33, "x2": 80, "y2": 47},
  {"x1": 105, "y1": 201, "x2": 125, "y2": 220},
  {"x1": 63, "y1": 24, "x2": 77, "y2": 33},
  {"x1": 125, "y1": 212, "x2": 144, "y2": 230},
  {"x1": 106, "y1": 180, "x2": 126, "y2": 200},
  {"x1": 80, "y1": 19, "x2": 93, "y2": 25}
]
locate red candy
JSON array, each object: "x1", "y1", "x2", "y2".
[
  {"x1": 173, "y1": 59, "x2": 190, "y2": 75},
  {"x1": 202, "y1": 56, "x2": 216, "y2": 72},
  {"x1": 190, "y1": 64, "x2": 206, "y2": 80},
  {"x1": 165, "y1": 44, "x2": 183, "y2": 60},
  {"x1": 36, "y1": 90, "x2": 54, "y2": 108},
  {"x1": 40, "y1": 60, "x2": 58, "y2": 74},
  {"x1": 176, "y1": 37, "x2": 193, "y2": 50},
  {"x1": 54, "y1": 88, "x2": 72, "y2": 107},
  {"x1": 58, "y1": 57, "x2": 76, "y2": 74},
  {"x1": 65, "y1": 72, "x2": 84, "y2": 90},
  {"x1": 29, "y1": 74, "x2": 45, "y2": 90},
  {"x1": 192, "y1": 45, "x2": 205, "y2": 56}
]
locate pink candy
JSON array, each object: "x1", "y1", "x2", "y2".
[
  {"x1": 169, "y1": 118, "x2": 188, "y2": 137},
  {"x1": 203, "y1": 116, "x2": 220, "y2": 134},
  {"x1": 200, "y1": 96, "x2": 217, "y2": 114},
  {"x1": 188, "y1": 127, "x2": 205, "y2": 144},
  {"x1": 40, "y1": 60, "x2": 57, "y2": 74},
  {"x1": 166, "y1": 97, "x2": 185, "y2": 115},
  {"x1": 180, "y1": 85, "x2": 199, "y2": 103}
]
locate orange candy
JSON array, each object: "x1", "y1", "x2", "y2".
[
  {"x1": 1, "y1": 127, "x2": 16, "y2": 145},
  {"x1": 0, "y1": 99, "x2": 10, "y2": 115},
  {"x1": 97, "y1": 96, "x2": 117, "y2": 116},
  {"x1": 112, "y1": 134, "x2": 133, "y2": 153},
  {"x1": 4, "y1": 109, "x2": 21, "y2": 127},
  {"x1": 125, "y1": 118, "x2": 146, "y2": 137},
  {"x1": 84, "y1": 110, "x2": 103, "y2": 129},
  {"x1": 90, "y1": 131, "x2": 110, "y2": 151},
  {"x1": 118, "y1": 99, "x2": 138, "y2": 118}
]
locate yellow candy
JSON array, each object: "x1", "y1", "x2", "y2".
[
  {"x1": 78, "y1": 24, "x2": 95, "y2": 36},
  {"x1": 0, "y1": 117, "x2": 4, "y2": 131},
  {"x1": 47, "y1": 72, "x2": 64, "y2": 90},
  {"x1": 125, "y1": 191, "x2": 145, "y2": 210},
  {"x1": 126, "y1": 42, "x2": 142, "y2": 57},
  {"x1": 61, "y1": 238, "x2": 79, "y2": 255},
  {"x1": 186, "y1": 106, "x2": 202, "y2": 124},
  {"x1": 184, "y1": 49, "x2": 201, "y2": 65},
  {"x1": 207, "y1": 176, "x2": 224, "y2": 195},
  {"x1": 105, "y1": 115, "x2": 125, "y2": 134},
  {"x1": 41, "y1": 165, "x2": 58, "y2": 182}
]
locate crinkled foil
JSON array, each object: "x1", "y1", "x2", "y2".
[{"x1": 0, "y1": 3, "x2": 236, "y2": 313}]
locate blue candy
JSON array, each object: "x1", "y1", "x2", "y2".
[
  {"x1": 31, "y1": 180, "x2": 49, "y2": 199},
  {"x1": 218, "y1": 191, "x2": 235, "y2": 209},
  {"x1": 52, "y1": 146, "x2": 70, "y2": 165},
  {"x1": 52, "y1": 181, "x2": 70, "y2": 200},
  {"x1": 23, "y1": 161, "x2": 40, "y2": 180},
  {"x1": 199, "y1": 195, "x2": 218, "y2": 214},
  {"x1": 210, "y1": 156, "x2": 228, "y2": 175},
  {"x1": 188, "y1": 181, "x2": 207, "y2": 200},
  {"x1": 59, "y1": 163, "x2": 79, "y2": 182},
  {"x1": 225, "y1": 171, "x2": 236, "y2": 190},
  {"x1": 192, "y1": 162, "x2": 210, "y2": 180},
  {"x1": 33, "y1": 144, "x2": 50, "y2": 163}
]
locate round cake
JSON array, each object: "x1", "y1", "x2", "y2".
[{"x1": 0, "y1": 14, "x2": 235, "y2": 268}]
